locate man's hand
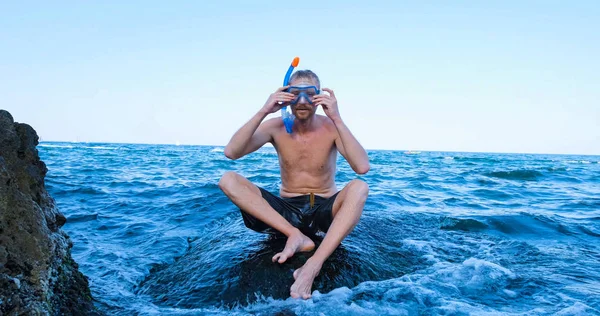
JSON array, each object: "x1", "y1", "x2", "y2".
[
  {"x1": 260, "y1": 86, "x2": 296, "y2": 114},
  {"x1": 313, "y1": 88, "x2": 341, "y2": 122}
]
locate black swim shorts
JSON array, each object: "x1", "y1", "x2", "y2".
[{"x1": 240, "y1": 187, "x2": 340, "y2": 236}]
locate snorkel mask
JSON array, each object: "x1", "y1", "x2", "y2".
[{"x1": 288, "y1": 86, "x2": 320, "y2": 105}]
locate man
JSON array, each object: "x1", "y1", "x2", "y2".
[{"x1": 218, "y1": 70, "x2": 370, "y2": 300}]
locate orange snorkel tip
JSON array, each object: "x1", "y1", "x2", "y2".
[{"x1": 291, "y1": 57, "x2": 300, "y2": 67}]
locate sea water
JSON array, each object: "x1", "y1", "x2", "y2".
[{"x1": 38, "y1": 142, "x2": 600, "y2": 315}]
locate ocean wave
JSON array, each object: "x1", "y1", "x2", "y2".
[
  {"x1": 436, "y1": 212, "x2": 600, "y2": 240},
  {"x1": 484, "y1": 169, "x2": 543, "y2": 181},
  {"x1": 563, "y1": 160, "x2": 593, "y2": 164},
  {"x1": 472, "y1": 188, "x2": 514, "y2": 200},
  {"x1": 442, "y1": 197, "x2": 490, "y2": 210},
  {"x1": 563, "y1": 159, "x2": 600, "y2": 165},
  {"x1": 52, "y1": 186, "x2": 107, "y2": 197},
  {"x1": 440, "y1": 217, "x2": 488, "y2": 232},
  {"x1": 555, "y1": 303, "x2": 599, "y2": 316},
  {"x1": 546, "y1": 166, "x2": 568, "y2": 172},
  {"x1": 83, "y1": 146, "x2": 119, "y2": 150},
  {"x1": 39, "y1": 143, "x2": 128, "y2": 151},
  {"x1": 257, "y1": 148, "x2": 277, "y2": 155},
  {"x1": 210, "y1": 147, "x2": 224, "y2": 153},
  {"x1": 561, "y1": 199, "x2": 600, "y2": 210},
  {"x1": 576, "y1": 225, "x2": 600, "y2": 237},
  {"x1": 452, "y1": 156, "x2": 501, "y2": 164},
  {"x1": 475, "y1": 178, "x2": 500, "y2": 186},
  {"x1": 66, "y1": 212, "x2": 99, "y2": 223}
]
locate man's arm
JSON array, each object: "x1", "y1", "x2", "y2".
[
  {"x1": 223, "y1": 111, "x2": 272, "y2": 160},
  {"x1": 333, "y1": 118, "x2": 370, "y2": 174},
  {"x1": 224, "y1": 86, "x2": 294, "y2": 160},
  {"x1": 313, "y1": 88, "x2": 370, "y2": 174}
]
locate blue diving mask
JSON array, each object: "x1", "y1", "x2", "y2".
[{"x1": 287, "y1": 86, "x2": 320, "y2": 105}]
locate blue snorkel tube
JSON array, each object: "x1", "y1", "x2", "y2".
[{"x1": 281, "y1": 57, "x2": 300, "y2": 133}]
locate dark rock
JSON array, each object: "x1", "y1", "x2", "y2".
[{"x1": 0, "y1": 109, "x2": 98, "y2": 315}]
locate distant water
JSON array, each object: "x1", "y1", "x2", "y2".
[{"x1": 39, "y1": 142, "x2": 600, "y2": 315}]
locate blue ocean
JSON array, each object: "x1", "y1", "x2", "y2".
[{"x1": 38, "y1": 142, "x2": 600, "y2": 315}]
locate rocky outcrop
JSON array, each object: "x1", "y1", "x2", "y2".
[{"x1": 0, "y1": 110, "x2": 96, "y2": 315}]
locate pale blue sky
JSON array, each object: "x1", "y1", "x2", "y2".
[{"x1": 1, "y1": 1, "x2": 599, "y2": 154}]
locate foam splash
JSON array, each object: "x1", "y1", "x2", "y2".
[
  {"x1": 219, "y1": 258, "x2": 523, "y2": 315},
  {"x1": 85, "y1": 146, "x2": 118, "y2": 150},
  {"x1": 38, "y1": 144, "x2": 75, "y2": 148}
]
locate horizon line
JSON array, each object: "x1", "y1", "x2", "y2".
[{"x1": 38, "y1": 140, "x2": 600, "y2": 157}]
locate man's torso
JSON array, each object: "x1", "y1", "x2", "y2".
[{"x1": 269, "y1": 115, "x2": 338, "y2": 198}]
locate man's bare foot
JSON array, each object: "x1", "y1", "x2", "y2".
[
  {"x1": 272, "y1": 230, "x2": 315, "y2": 264},
  {"x1": 290, "y1": 259, "x2": 322, "y2": 299}
]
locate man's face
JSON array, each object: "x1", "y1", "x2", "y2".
[{"x1": 288, "y1": 78, "x2": 319, "y2": 121}]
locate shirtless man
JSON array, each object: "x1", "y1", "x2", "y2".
[{"x1": 218, "y1": 70, "x2": 370, "y2": 299}]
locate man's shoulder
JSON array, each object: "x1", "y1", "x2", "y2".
[
  {"x1": 316, "y1": 115, "x2": 337, "y2": 131},
  {"x1": 317, "y1": 114, "x2": 333, "y2": 124},
  {"x1": 261, "y1": 117, "x2": 284, "y2": 130}
]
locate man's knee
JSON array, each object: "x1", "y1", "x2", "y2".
[
  {"x1": 218, "y1": 171, "x2": 240, "y2": 195},
  {"x1": 349, "y1": 179, "x2": 369, "y2": 200}
]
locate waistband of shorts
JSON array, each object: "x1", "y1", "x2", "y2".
[{"x1": 282, "y1": 193, "x2": 327, "y2": 208}]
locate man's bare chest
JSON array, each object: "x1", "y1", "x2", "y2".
[{"x1": 274, "y1": 136, "x2": 336, "y2": 171}]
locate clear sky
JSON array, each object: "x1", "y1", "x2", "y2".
[{"x1": 1, "y1": 1, "x2": 599, "y2": 155}]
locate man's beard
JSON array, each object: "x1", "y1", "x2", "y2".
[{"x1": 294, "y1": 108, "x2": 313, "y2": 120}]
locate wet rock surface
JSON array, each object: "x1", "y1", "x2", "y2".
[{"x1": 0, "y1": 110, "x2": 97, "y2": 315}]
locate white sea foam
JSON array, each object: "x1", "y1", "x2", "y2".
[
  {"x1": 258, "y1": 147, "x2": 277, "y2": 155},
  {"x1": 38, "y1": 144, "x2": 74, "y2": 148},
  {"x1": 403, "y1": 239, "x2": 439, "y2": 263},
  {"x1": 210, "y1": 147, "x2": 224, "y2": 153},
  {"x1": 223, "y1": 257, "x2": 527, "y2": 315},
  {"x1": 402, "y1": 239, "x2": 433, "y2": 252},
  {"x1": 563, "y1": 160, "x2": 593, "y2": 164},
  {"x1": 555, "y1": 302, "x2": 598, "y2": 316},
  {"x1": 85, "y1": 146, "x2": 118, "y2": 150}
]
